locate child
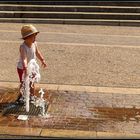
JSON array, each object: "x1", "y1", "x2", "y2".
[{"x1": 16, "y1": 24, "x2": 47, "y2": 103}]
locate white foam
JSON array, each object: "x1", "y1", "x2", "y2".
[{"x1": 17, "y1": 115, "x2": 28, "y2": 121}]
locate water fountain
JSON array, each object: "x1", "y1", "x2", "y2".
[
  {"x1": 31, "y1": 88, "x2": 50, "y2": 117},
  {"x1": 19, "y1": 59, "x2": 49, "y2": 117}
]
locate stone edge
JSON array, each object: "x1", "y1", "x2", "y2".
[
  {"x1": 1, "y1": 81, "x2": 140, "y2": 95},
  {"x1": 0, "y1": 126, "x2": 140, "y2": 138}
]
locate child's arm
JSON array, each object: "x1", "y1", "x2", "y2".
[
  {"x1": 20, "y1": 46, "x2": 28, "y2": 73},
  {"x1": 36, "y1": 46, "x2": 47, "y2": 68}
]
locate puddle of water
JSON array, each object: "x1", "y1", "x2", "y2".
[{"x1": 89, "y1": 107, "x2": 140, "y2": 122}]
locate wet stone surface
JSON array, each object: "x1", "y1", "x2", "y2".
[
  {"x1": 0, "y1": 88, "x2": 50, "y2": 117},
  {"x1": 1, "y1": 103, "x2": 43, "y2": 116},
  {"x1": 0, "y1": 88, "x2": 140, "y2": 134}
]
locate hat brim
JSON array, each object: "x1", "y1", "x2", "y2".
[{"x1": 21, "y1": 31, "x2": 39, "y2": 39}]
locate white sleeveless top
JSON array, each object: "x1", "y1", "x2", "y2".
[{"x1": 17, "y1": 42, "x2": 37, "y2": 69}]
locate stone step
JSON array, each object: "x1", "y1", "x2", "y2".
[
  {"x1": 0, "y1": 1, "x2": 140, "y2": 26},
  {"x1": 0, "y1": 18, "x2": 140, "y2": 26},
  {"x1": 1, "y1": 1, "x2": 140, "y2": 6},
  {"x1": 0, "y1": 11, "x2": 140, "y2": 20},
  {"x1": 1, "y1": 4, "x2": 140, "y2": 13}
]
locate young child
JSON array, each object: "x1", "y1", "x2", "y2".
[{"x1": 17, "y1": 24, "x2": 47, "y2": 103}]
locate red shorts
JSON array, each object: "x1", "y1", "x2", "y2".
[{"x1": 17, "y1": 68, "x2": 24, "y2": 83}]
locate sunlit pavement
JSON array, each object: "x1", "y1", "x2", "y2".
[
  {"x1": 1, "y1": 23, "x2": 140, "y2": 88},
  {"x1": 0, "y1": 82, "x2": 140, "y2": 139}
]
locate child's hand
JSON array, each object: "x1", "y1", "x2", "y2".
[{"x1": 41, "y1": 60, "x2": 47, "y2": 68}]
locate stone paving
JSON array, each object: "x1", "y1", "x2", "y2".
[{"x1": 0, "y1": 82, "x2": 140, "y2": 138}]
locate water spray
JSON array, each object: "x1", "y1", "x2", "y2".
[
  {"x1": 20, "y1": 59, "x2": 49, "y2": 117},
  {"x1": 32, "y1": 88, "x2": 47, "y2": 116}
]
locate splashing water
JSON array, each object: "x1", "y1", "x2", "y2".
[
  {"x1": 27, "y1": 59, "x2": 41, "y2": 83},
  {"x1": 20, "y1": 59, "x2": 41, "y2": 112},
  {"x1": 33, "y1": 88, "x2": 49, "y2": 116},
  {"x1": 20, "y1": 59, "x2": 49, "y2": 117}
]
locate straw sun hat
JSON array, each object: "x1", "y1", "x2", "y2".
[{"x1": 21, "y1": 24, "x2": 39, "y2": 39}]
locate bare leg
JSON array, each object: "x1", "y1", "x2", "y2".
[
  {"x1": 19, "y1": 82, "x2": 23, "y2": 95},
  {"x1": 16, "y1": 82, "x2": 24, "y2": 103},
  {"x1": 30, "y1": 82, "x2": 35, "y2": 96}
]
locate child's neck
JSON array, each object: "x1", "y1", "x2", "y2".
[{"x1": 24, "y1": 40, "x2": 33, "y2": 48}]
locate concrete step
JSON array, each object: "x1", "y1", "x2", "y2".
[
  {"x1": 0, "y1": 11, "x2": 140, "y2": 20},
  {"x1": 1, "y1": 4, "x2": 140, "y2": 13},
  {"x1": 0, "y1": 18, "x2": 140, "y2": 26},
  {"x1": 0, "y1": 1, "x2": 140, "y2": 26},
  {"x1": 1, "y1": 1, "x2": 140, "y2": 6}
]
